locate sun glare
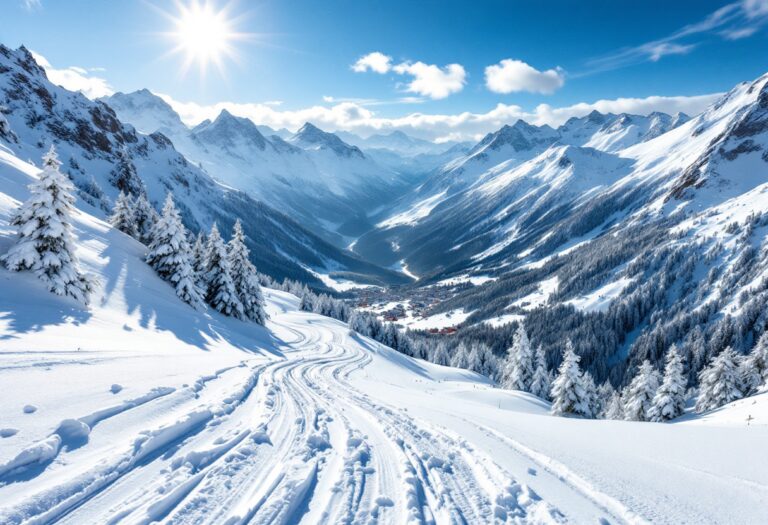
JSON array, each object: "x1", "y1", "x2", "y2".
[{"x1": 167, "y1": 1, "x2": 247, "y2": 76}]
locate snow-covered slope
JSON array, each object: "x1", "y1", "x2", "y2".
[
  {"x1": 104, "y1": 92, "x2": 415, "y2": 245},
  {"x1": 337, "y1": 129, "x2": 466, "y2": 156},
  {"x1": 355, "y1": 73, "x2": 764, "y2": 281},
  {"x1": 0, "y1": 158, "x2": 765, "y2": 523},
  {"x1": 0, "y1": 45, "x2": 407, "y2": 289}
]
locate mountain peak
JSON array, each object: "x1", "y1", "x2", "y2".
[
  {"x1": 291, "y1": 122, "x2": 364, "y2": 158},
  {"x1": 193, "y1": 109, "x2": 268, "y2": 151},
  {"x1": 472, "y1": 120, "x2": 558, "y2": 155},
  {"x1": 103, "y1": 89, "x2": 186, "y2": 136}
]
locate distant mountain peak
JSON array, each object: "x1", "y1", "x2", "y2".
[
  {"x1": 192, "y1": 109, "x2": 268, "y2": 151},
  {"x1": 103, "y1": 89, "x2": 186, "y2": 136},
  {"x1": 291, "y1": 122, "x2": 364, "y2": 158}
]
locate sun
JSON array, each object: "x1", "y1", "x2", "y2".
[{"x1": 165, "y1": 1, "x2": 248, "y2": 76}]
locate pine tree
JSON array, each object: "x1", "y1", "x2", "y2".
[
  {"x1": 740, "y1": 332, "x2": 768, "y2": 395},
  {"x1": 395, "y1": 331, "x2": 413, "y2": 356},
  {"x1": 145, "y1": 194, "x2": 204, "y2": 309},
  {"x1": 431, "y1": 342, "x2": 450, "y2": 366},
  {"x1": 649, "y1": 346, "x2": 687, "y2": 422},
  {"x1": 3, "y1": 147, "x2": 92, "y2": 304},
  {"x1": 227, "y1": 219, "x2": 266, "y2": 324},
  {"x1": 502, "y1": 324, "x2": 535, "y2": 391},
  {"x1": 581, "y1": 372, "x2": 598, "y2": 418},
  {"x1": 623, "y1": 360, "x2": 661, "y2": 421},
  {"x1": 299, "y1": 292, "x2": 314, "y2": 312},
  {"x1": 604, "y1": 392, "x2": 624, "y2": 420},
  {"x1": 203, "y1": 223, "x2": 244, "y2": 319},
  {"x1": 550, "y1": 341, "x2": 591, "y2": 417},
  {"x1": 132, "y1": 193, "x2": 158, "y2": 245},
  {"x1": 110, "y1": 149, "x2": 144, "y2": 196},
  {"x1": 191, "y1": 231, "x2": 207, "y2": 289},
  {"x1": 596, "y1": 381, "x2": 616, "y2": 417},
  {"x1": 451, "y1": 342, "x2": 471, "y2": 369},
  {"x1": 476, "y1": 344, "x2": 497, "y2": 379},
  {"x1": 696, "y1": 347, "x2": 744, "y2": 412},
  {"x1": 109, "y1": 191, "x2": 137, "y2": 237},
  {"x1": 530, "y1": 345, "x2": 551, "y2": 399},
  {"x1": 381, "y1": 323, "x2": 399, "y2": 349}
]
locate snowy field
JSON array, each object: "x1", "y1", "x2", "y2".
[
  {"x1": 1, "y1": 144, "x2": 767, "y2": 524},
  {"x1": 1, "y1": 285, "x2": 766, "y2": 524}
]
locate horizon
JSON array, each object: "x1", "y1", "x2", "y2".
[{"x1": 2, "y1": 0, "x2": 767, "y2": 141}]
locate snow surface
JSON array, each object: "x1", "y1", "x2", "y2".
[
  {"x1": 1, "y1": 137, "x2": 767, "y2": 524},
  {"x1": 511, "y1": 277, "x2": 560, "y2": 310},
  {"x1": 565, "y1": 278, "x2": 634, "y2": 313}
]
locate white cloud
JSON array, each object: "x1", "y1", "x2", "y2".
[
  {"x1": 351, "y1": 52, "x2": 392, "y2": 73},
  {"x1": 484, "y1": 59, "x2": 565, "y2": 95},
  {"x1": 721, "y1": 26, "x2": 759, "y2": 39},
  {"x1": 159, "y1": 90, "x2": 721, "y2": 143},
  {"x1": 646, "y1": 43, "x2": 696, "y2": 62},
  {"x1": 22, "y1": 0, "x2": 41, "y2": 11},
  {"x1": 31, "y1": 51, "x2": 113, "y2": 99},
  {"x1": 352, "y1": 52, "x2": 466, "y2": 99},
  {"x1": 586, "y1": 0, "x2": 768, "y2": 72},
  {"x1": 392, "y1": 61, "x2": 466, "y2": 99}
]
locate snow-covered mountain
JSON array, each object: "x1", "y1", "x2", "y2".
[
  {"x1": 352, "y1": 71, "x2": 768, "y2": 389},
  {"x1": 353, "y1": 100, "x2": 702, "y2": 275},
  {"x1": 337, "y1": 129, "x2": 465, "y2": 156},
  {"x1": 104, "y1": 92, "x2": 417, "y2": 245},
  {"x1": 0, "y1": 45, "x2": 408, "y2": 289},
  {"x1": 1, "y1": 155, "x2": 763, "y2": 523}
]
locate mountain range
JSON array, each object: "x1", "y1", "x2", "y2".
[
  {"x1": 0, "y1": 45, "x2": 409, "y2": 290},
  {"x1": 104, "y1": 90, "x2": 426, "y2": 247}
]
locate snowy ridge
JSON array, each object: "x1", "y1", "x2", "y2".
[
  {"x1": 104, "y1": 92, "x2": 416, "y2": 245},
  {"x1": 0, "y1": 44, "x2": 406, "y2": 289},
  {"x1": 1, "y1": 124, "x2": 768, "y2": 523}
]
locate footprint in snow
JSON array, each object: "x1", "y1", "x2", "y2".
[
  {"x1": 23, "y1": 404, "x2": 37, "y2": 414},
  {"x1": 110, "y1": 384, "x2": 123, "y2": 394},
  {"x1": 527, "y1": 467, "x2": 537, "y2": 476},
  {"x1": 0, "y1": 428, "x2": 19, "y2": 438}
]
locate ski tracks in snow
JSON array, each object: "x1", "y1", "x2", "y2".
[{"x1": 1, "y1": 310, "x2": 573, "y2": 524}]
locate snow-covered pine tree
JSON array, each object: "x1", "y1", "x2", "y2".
[
  {"x1": 451, "y1": 342, "x2": 471, "y2": 369},
  {"x1": 502, "y1": 324, "x2": 535, "y2": 391},
  {"x1": 596, "y1": 381, "x2": 616, "y2": 417},
  {"x1": 227, "y1": 219, "x2": 266, "y2": 324},
  {"x1": 431, "y1": 342, "x2": 450, "y2": 366},
  {"x1": 203, "y1": 223, "x2": 244, "y2": 319},
  {"x1": 623, "y1": 360, "x2": 661, "y2": 421},
  {"x1": 192, "y1": 231, "x2": 207, "y2": 288},
  {"x1": 648, "y1": 346, "x2": 687, "y2": 422},
  {"x1": 530, "y1": 345, "x2": 551, "y2": 399},
  {"x1": 581, "y1": 372, "x2": 598, "y2": 418},
  {"x1": 604, "y1": 391, "x2": 624, "y2": 420},
  {"x1": 132, "y1": 193, "x2": 158, "y2": 245},
  {"x1": 145, "y1": 194, "x2": 204, "y2": 310},
  {"x1": 109, "y1": 191, "x2": 137, "y2": 237},
  {"x1": 3, "y1": 147, "x2": 92, "y2": 304},
  {"x1": 299, "y1": 292, "x2": 314, "y2": 312},
  {"x1": 381, "y1": 322, "x2": 399, "y2": 349},
  {"x1": 395, "y1": 331, "x2": 413, "y2": 356},
  {"x1": 696, "y1": 347, "x2": 744, "y2": 412},
  {"x1": 550, "y1": 341, "x2": 591, "y2": 417},
  {"x1": 110, "y1": 149, "x2": 144, "y2": 196},
  {"x1": 476, "y1": 344, "x2": 497, "y2": 379},
  {"x1": 740, "y1": 332, "x2": 768, "y2": 395}
]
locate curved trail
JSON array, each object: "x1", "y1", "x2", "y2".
[{"x1": 0, "y1": 303, "x2": 610, "y2": 524}]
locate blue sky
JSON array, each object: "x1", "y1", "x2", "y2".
[{"x1": 2, "y1": 0, "x2": 767, "y2": 140}]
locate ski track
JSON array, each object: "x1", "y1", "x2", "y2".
[{"x1": 0, "y1": 310, "x2": 614, "y2": 525}]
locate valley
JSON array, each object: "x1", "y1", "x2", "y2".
[{"x1": 1, "y1": 6, "x2": 768, "y2": 519}]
